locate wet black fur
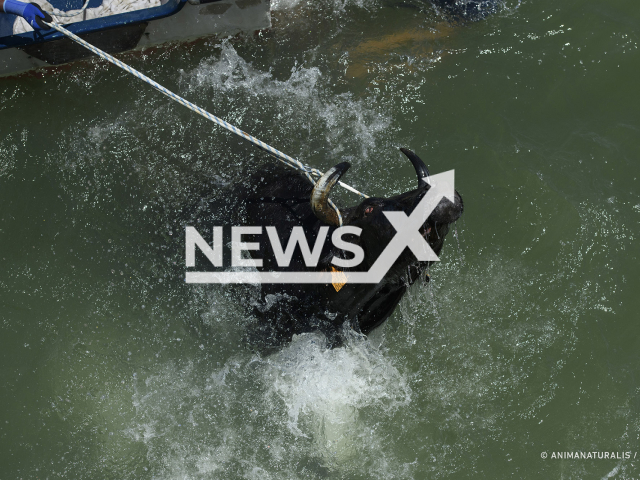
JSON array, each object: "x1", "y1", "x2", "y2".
[{"x1": 232, "y1": 163, "x2": 463, "y2": 348}]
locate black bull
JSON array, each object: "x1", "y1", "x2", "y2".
[{"x1": 192, "y1": 148, "x2": 463, "y2": 348}]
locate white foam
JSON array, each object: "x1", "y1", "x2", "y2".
[
  {"x1": 124, "y1": 329, "x2": 411, "y2": 478},
  {"x1": 180, "y1": 41, "x2": 391, "y2": 169},
  {"x1": 264, "y1": 331, "x2": 410, "y2": 460}
]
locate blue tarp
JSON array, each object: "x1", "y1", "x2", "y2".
[{"x1": 0, "y1": 0, "x2": 185, "y2": 49}]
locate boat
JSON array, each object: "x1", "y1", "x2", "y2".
[{"x1": 0, "y1": 0, "x2": 270, "y2": 76}]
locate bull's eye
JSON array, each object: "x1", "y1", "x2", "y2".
[{"x1": 364, "y1": 206, "x2": 374, "y2": 215}]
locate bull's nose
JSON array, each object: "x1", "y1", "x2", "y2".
[{"x1": 432, "y1": 191, "x2": 463, "y2": 224}]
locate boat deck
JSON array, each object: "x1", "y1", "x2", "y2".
[{"x1": 0, "y1": 0, "x2": 270, "y2": 76}]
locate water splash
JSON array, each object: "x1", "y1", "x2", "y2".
[
  {"x1": 126, "y1": 329, "x2": 413, "y2": 478},
  {"x1": 264, "y1": 331, "x2": 410, "y2": 457},
  {"x1": 271, "y1": 0, "x2": 376, "y2": 13},
  {"x1": 180, "y1": 41, "x2": 392, "y2": 170}
]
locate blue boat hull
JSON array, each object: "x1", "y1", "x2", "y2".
[{"x1": 0, "y1": 0, "x2": 270, "y2": 75}]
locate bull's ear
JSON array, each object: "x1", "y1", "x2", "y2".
[
  {"x1": 400, "y1": 148, "x2": 430, "y2": 188},
  {"x1": 311, "y1": 162, "x2": 350, "y2": 226}
]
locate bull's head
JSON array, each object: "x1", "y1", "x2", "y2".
[
  {"x1": 241, "y1": 147, "x2": 463, "y2": 346},
  {"x1": 310, "y1": 148, "x2": 463, "y2": 284}
]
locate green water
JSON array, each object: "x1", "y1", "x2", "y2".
[{"x1": 1, "y1": 0, "x2": 639, "y2": 478}]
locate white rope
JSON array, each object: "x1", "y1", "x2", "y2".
[{"x1": 44, "y1": 21, "x2": 369, "y2": 225}]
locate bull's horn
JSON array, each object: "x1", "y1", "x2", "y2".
[
  {"x1": 310, "y1": 162, "x2": 351, "y2": 226},
  {"x1": 400, "y1": 147, "x2": 430, "y2": 188}
]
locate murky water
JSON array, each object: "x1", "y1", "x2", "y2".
[{"x1": 1, "y1": 0, "x2": 639, "y2": 478}]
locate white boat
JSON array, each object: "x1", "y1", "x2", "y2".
[{"x1": 0, "y1": 0, "x2": 270, "y2": 76}]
